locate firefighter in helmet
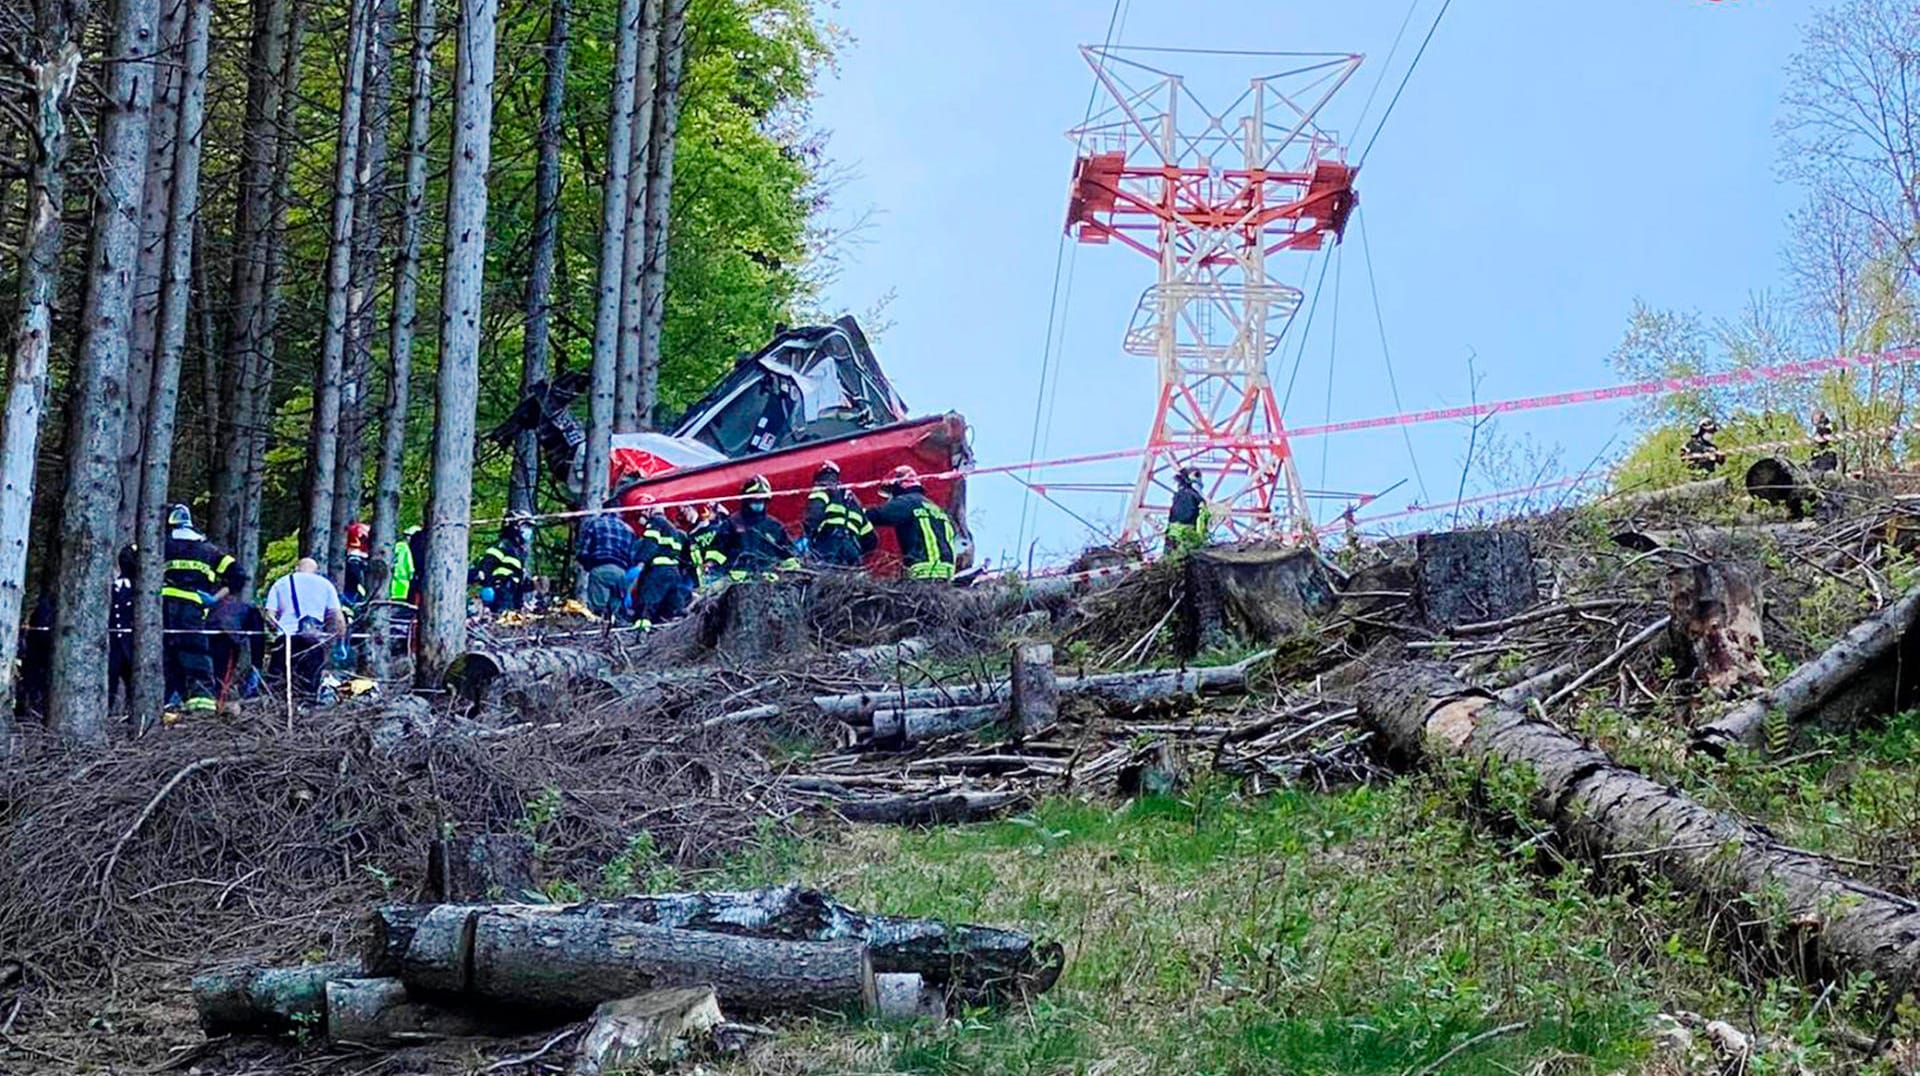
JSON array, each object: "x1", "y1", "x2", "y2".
[
  {"x1": 1166, "y1": 466, "x2": 1212, "y2": 554},
  {"x1": 868, "y1": 466, "x2": 958, "y2": 581}
]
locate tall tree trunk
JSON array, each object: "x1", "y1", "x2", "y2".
[
  {"x1": 613, "y1": 0, "x2": 661, "y2": 433},
  {"x1": 305, "y1": 0, "x2": 374, "y2": 574},
  {"x1": 416, "y1": 0, "x2": 498, "y2": 687},
  {"x1": 0, "y1": 18, "x2": 84, "y2": 731},
  {"x1": 119, "y1": 0, "x2": 186, "y2": 539},
  {"x1": 583, "y1": 0, "x2": 645, "y2": 518},
  {"x1": 366, "y1": 0, "x2": 435, "y2": 681},
  {"x1": 331, "y1": 0, "x2": 400, "y2": 579},
  {"x1": 48, "y1": 0, "x2": 159, "y2": 745},
  {"x1": 195, "y1": 215, "x2": 220, "y2": 485},
  {"x1": 633, "y1": 0, "x2": 687, "y2": 426},
  {"x1": 129, "y1": 0, "x2": 211, "y2": 726},
  {"x1": 211, "y1": 0, "x2": 298, "y2": 553},
  {"x1": 508, "y1": 0, "x2": 570, "y2": 517}
]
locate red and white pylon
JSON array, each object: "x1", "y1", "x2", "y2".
[{"x1": 1065, "y1": 45, "x2": 1363, "y2": 542}]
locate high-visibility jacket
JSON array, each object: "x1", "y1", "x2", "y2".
[
  {"x1": 474, "y1": 544, "x2": 525, "y2": 586},
  {"x1": 636, "y1": 515, "x2": 689, "y2": 573},
  {"x1": 391, "y1": 526, "x2": 420, "y2": 600},
  {"x1": 690, "y1": 521, "x2": 729, "y2": 577},
  {"x1": 162, "y1": 530, "x2": 245, "y2": 605},
  {"x1": 868, "y1": 492, "x2": 957, "y2": 580},
  {"x1": 805, "y1": 485, "x2": 876, "y2": 565},
  {"x1": 1167, "y1": 486, "x2": 1211, "y2": 552},
  {"x1": 719, "y1": 508, "x2": 797, "y2": 576}
]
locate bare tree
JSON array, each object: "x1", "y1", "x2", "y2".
[
  {"x1": 48, "y1": 0, "x2": 160, "y2": 745},
  {"x1": 416, "y1": 0, "x2": 498, "y2": 686},
  {"x1": 332, "y1": 0, "x2": 401, "y2": 579},
  {"x1": 0, "y1": 3, "x2": 86, "y2": 729},
  {"x1": 366, "y1": 0, "x2": 435, "y2": 682},
  {"x1": 634, "y1": 0, "x2": 688, "y2": 425},
  {"x1": 129, "y1": 0, "x2": 212, "y2": 726},
  {"x1": 119, "y1": 0, "x2": 187, "y2": 539},
  {"x1": 614, "y1": 0, "x2": 661, "y2": 431},
  {"x1": 509, "y1": 0, "x2": 572, "y2": 515},
  {"x1": 211, "y1": 0, "x2": 300, "y2": 563},
  {"x1": 1780, "y1": 0, "x2": 1920, "y2": 288},
  {"x1": 1784, "y1": 189, "x2": 1871, "y2": 358},
  {"x1": 583, "y1": 0, "x2": 645, "y2": 521},
  {"x1": 304, "y1": 0, "x2": 375, "y2": 575}
]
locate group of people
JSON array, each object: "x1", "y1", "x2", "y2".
[
  {"x1": 1680, "y1": 408, "x2": 1841, "y2": 476},
  {"x1": 572, "y1": 461, "x2": 961, "y2": 623}
]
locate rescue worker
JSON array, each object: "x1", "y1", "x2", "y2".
[
  {"x1": 720, "y1": 476, "x2": 798, "y2": 580},
  {"x1": 391, "y1": 524, "x2": 422, "y2": 601},
  {"x1": 1681, "y1": 418, "x2": 1726, "y2": 475},
  {"x1": 574, "y1": 509, "x2": 639, "y2": 619},
  {"x1": 1166, "y1": 466, "x2": 1211, "y2": 554},
  {"x1": 162, "y1": 503, "x2": 247, "y2": 713},
  {"x1": 1810, "y1": 409, "x2": 1839, "y2": 474},
  {"x1": 690, "y1": 503, "x2": 731, "y2": 585},
  {"x1": 868, "y1": 466, "x2": 958, "y2": 581},
  {"x1": 629, "y1": 498, "x2": 690, "y2": 625},
  {"x1": 803, "y1": 460, "x2": 877, "y2": 568},
  {"x1": 672, "y1": 504, "x2": 701, "y2": 609},
  {"x1": 342, "y1": 520, "x2": 371, "y2": 607},
  {"x1": 471, "y1": 515, "x2": 531, "y2": 612}
]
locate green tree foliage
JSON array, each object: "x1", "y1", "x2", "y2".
[{"x1": 246, "y1": 0, "x2": 830, "y2": 573}]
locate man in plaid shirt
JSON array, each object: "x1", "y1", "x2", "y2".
[{"x1": 574, "y1": 510, "x2": 639, "y2": 619}]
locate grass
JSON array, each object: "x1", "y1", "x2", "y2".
[{"x1": 678, "y1": 778, "x2": 1912, "y2": 1075}]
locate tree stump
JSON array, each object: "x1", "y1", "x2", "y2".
[
  {"x1": 1008, "y1": 643, "x2": 1057, "y2": 738},
  {"x1": 1665, "y1": 563, "x2": 1765, "y2": 697},
  {"x1": 1179, "y1": 545, "x2": 1339, "y2": 656},
  {"x1": 428, "y1": 833, "x2": 538, "y2": 902},
  {"x1": 1412, "y1": 530, "x2": 1537, "y2": 630},
  {"x1": 700, "y1": 580, "x2": 809, "y2": 663},
  {"x1": 571, "y1": 987, "x2": 724, "y2": 1075}
]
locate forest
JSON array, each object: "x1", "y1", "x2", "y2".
[{"x1": 0, "y1": 0, "x2": 834, "y2": 739}]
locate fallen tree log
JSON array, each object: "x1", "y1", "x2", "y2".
[
  {"x1": 1693, "y1": 583, "x2": 1920, "y2": 755},
  {"x1": 193, "y1": 959, "x2": 364, "y2": 1034},
  {"x1": 1666, "y1": 562, "x2": 1765, "y2": 697},
  {"x1": 816, "y1": 650, "x2": 1271, "y2": 722},
  {"x1": 1361, "y1": 661, "x2": 1920, "y2": 988},
  {"x1": 402, "y1": 908, "x2": 874, "y2": 1016},
  {"x1": 324, "y1": 977, "x2": 493, "y2": 1046},
  {"x1": 819, "y1": 789, "x2": 1025, "y2": 826},
  {"x1": 370, "y1": 885, "x2": 1062, "y2": 1003},
  {"x1": 442, "y1": 646, "x2": 616, "y2": 702},
  {"x1": 871, "y1": 703, "x2": 1003, "y2": 745}
]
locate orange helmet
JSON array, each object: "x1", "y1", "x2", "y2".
[
  {"x1": 345, "y1": 520, "x2": 370, "y2": 555},
  {"x1": 885, "y1": 465, "x2": 922, "y2": 492}
]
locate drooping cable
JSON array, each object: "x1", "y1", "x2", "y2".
[
  {"x1": 1317, "y1": 244, "x2": 1344, "y2": 492},
  {"x1": 1014, "y1": 0, "x2": 1128, "y2": 553},
  {"x1": 1356, "y1": 207, "x2": 1430, "y2": 504},
  {"x1": 1279, "y1": 246, "x2": 1336, "y2": 414},
  {"x1": 1351, "y1": 0, "x2": 1423, "y2": 141},
  {"x1": 1358, "y1": 0, "x2": 1452, "y2": 167}
]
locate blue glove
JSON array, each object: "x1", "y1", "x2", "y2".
[
  {"x1": 198, "y1": 591, "x2": 218, "y2": 607},
  {"x1": 479, "y1": 586, "x2": 496, "y2": 605}
]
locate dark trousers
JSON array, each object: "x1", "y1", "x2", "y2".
[
  {"x1": 281, "y1": 630, "x2": 330, "y2": 700},
  {"x1": 163, "y1": 597, "x2": 216, "y2": 709},
  {"x1": 635, "y1": 568, "x2": 687, "y2": 622},
  {"x1": 810, "y1": 533, "x2": 864, "y2": 567}
]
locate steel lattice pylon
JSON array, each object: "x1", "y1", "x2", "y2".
[{"x1": 1065, "y1": 46, "x2": 1362, "y2": 542}]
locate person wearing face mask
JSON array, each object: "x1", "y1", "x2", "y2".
[{"x1": 719, "y1": 475, "x2": 798, "y2": 581}]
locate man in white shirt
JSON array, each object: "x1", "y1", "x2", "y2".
[{"x1": 265, "y1": 558, "x2": 347, "y2": 701}]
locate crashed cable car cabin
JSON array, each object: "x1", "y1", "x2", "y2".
[{"x1": 492, "y1": 317, "x2": 972, "y2": 575}]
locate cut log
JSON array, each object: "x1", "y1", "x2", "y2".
[
  {"x1": 823, "y1": 789, "x2": 1025, "y2": 826},
  {"x1": 838, "y1": 636, "x2": 931, "y2": 672},
  {"x1": 324, "y1": 977, "x2": 491, "y2": 1046},
  {"x1": 700, "y1": 580, "x2": 808, "y2": 663},
  {"x1": 368, "y1": 694, "x2": 436, "y2": 753},
  {"x1": 874, "y1": 972, "x2": 944, "y2": 1021},
  {"x1": 1666, "y1": 562, "x2": 1765, "y2": 697},
  {"x1": 193, "y1": 959, "x2": 363, "y2": 1034},
  {"x1": 571, "y1": 987, "x2": 724, "y2": 1075},
  {"x1": 871, "y1": 703, "x2": 1004, "y2": 746},
  {"x1": 371, "y1": 885, "x2": 1063, "y2": 1003},
  {"x1": 1693, "y1": 584, "x2": 1920, "y2": 755},
  {"x1": 442, "y1": 646, "x2": 616, "y2": 702},
  {"x1": 1179, "y1": 545, "x2": 1338, "y2": 656},
  {"x1": 428, "y1": 833, "x2": 538, "y2": 902},
  {"x1": 1009, "y1": 642, "x2": 1057, "y2": 738},
  {"x1": 1361, "y1": 662, "x2": 1920, "y2": 988},
  {"x1": 1412, "y1": 530, "x2": 1537, "y2": 630},
  {"x1": 402, "y1": 909, "x2": 874, "y2": 1016},
  {"x1": 815, "y1": 650, "x2": 1269, "y2": 722}
]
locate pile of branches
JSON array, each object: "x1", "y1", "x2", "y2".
[{"x1": 0, "y1": 696, "x2": 788, "y2": 991}]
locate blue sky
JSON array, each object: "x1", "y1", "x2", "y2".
[{"x1": 807, "y1": 1, "x2": 1813, "y2": 567}]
